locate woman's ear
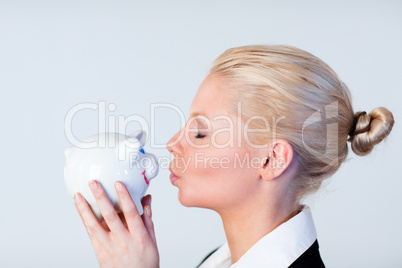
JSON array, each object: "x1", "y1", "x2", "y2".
[{"x1": 258, "y1": 139, "x2": 294, "y2": 181}]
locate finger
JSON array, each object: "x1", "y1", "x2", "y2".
[
  {"x1": 74, "y1": 192, "x2": 109, "y2": 244},
  {"x1": 141, "y1": 194, "x2": 152, "y2": 208},
  {"x1": 100, "y1": 218, "x2": 111, "y2": 231},
  {"x1": 89, "y1": 180, "x2": 128, "y2": 236},
  {"x1": 118, "y1": 212, "x2": 128, "y2": 228},
  {"x1": 141, "y1": 195, "x2": 157, "y2": 246},
  {"x1": 115, "y1": 181, "x2": 148, "y2": 238}
]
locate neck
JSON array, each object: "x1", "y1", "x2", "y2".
[{"x1": 218, "y1": 197, "x2": 300, "y2": 265}]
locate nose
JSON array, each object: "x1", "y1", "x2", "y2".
[{"x1": 166, "y1": 130, "x2": 183, "y2": 157}]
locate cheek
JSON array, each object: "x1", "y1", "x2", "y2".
[
  {"x1": 178, "y1": 154, "x2": 256, "y2": 209},
  {"x1": 177, "y1": 147, "x2": 260, "y2": 209},
  {"x1": 185, "y1": 129, "x2": 251, "y2": 180},
  {"x1": 187, "y1": 149, "x2": 256, "y2": 192}
]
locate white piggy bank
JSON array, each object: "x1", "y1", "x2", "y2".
[{"x1": 64, "y1": 130, "x2": 159, "y2": 221}]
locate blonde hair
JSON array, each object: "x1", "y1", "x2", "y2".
[{"x1": 209, "y1": 45, "x2": 394, "y2": 201}]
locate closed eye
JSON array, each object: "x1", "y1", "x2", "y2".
[{"x1": 195, "y1": 133, "x2": 206, "y2": 139}]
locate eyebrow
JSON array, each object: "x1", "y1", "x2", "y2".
[{"x1": 189, "y1": 111, "x2": 209, "y2": 118}]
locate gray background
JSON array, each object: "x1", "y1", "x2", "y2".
[{"x1": 0, "y1": 0, "x2": 401, "y2": 267}]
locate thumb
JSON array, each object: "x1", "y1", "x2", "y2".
[{"x1": 142, "y1": 195, "x2": 157, "y2": 246}]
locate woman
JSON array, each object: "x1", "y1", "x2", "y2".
[{"x1": 74, "y1": 45, "x2": 394, "y2": 267}]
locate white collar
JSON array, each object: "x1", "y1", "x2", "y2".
[{"x1": 198, "y1": 205, "x2": 317, "y2": 268}]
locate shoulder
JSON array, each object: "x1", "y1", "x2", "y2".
[{"x1": 197, "y1": 240, "x2": 325, "y2": 268}]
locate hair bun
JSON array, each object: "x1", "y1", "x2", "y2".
[{"x1": 348, "y1": 107, "x2": 394, "y2": 156}]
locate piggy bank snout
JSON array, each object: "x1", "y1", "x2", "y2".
[{"x1": 137, "y1": 153, "x2": 159, "y2": 181}]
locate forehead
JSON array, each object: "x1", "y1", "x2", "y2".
[{"x1": 189, "y1": 75, "x2": 230, "y2": 119}]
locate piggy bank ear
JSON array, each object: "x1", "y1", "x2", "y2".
[
  {"x1": 128, "y1": 130, "x2": 147, "y2": 146},
  {"x1": 64, "y1": 146, "x2": 74, "y2": 158}
]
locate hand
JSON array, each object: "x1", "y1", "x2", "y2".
[{"x1": 74, "y1": 180, "x2": 159, "y2": 268}]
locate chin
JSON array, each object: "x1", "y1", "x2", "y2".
[
  {"x1": 177, "y1": 190, "x2": 197, "y2": 207},
  {"x1": 177, "y1": 189, "x2": 214, "y2": 209}
]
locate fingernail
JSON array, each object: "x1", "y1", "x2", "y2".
[
  {"x1": 89, "y1": 180, "x2": 98, "y2": 190},
  {"x1": 146, "y1": 205, "x2": 152, "y2": 217},
  {"x1": 115, "y1": 182, "x2": 123, "y2": 191},
  {"x1": 74, "y1": 193, "x2": 82, "y2": 203}
]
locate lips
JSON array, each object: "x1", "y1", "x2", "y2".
[{"x1": 169, "y1": 167, "x2": 179, "y2": 185}]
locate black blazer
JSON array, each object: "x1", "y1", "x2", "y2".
[{"x1": 197, "y1": 239, "x2": 325, "y2": 268}]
